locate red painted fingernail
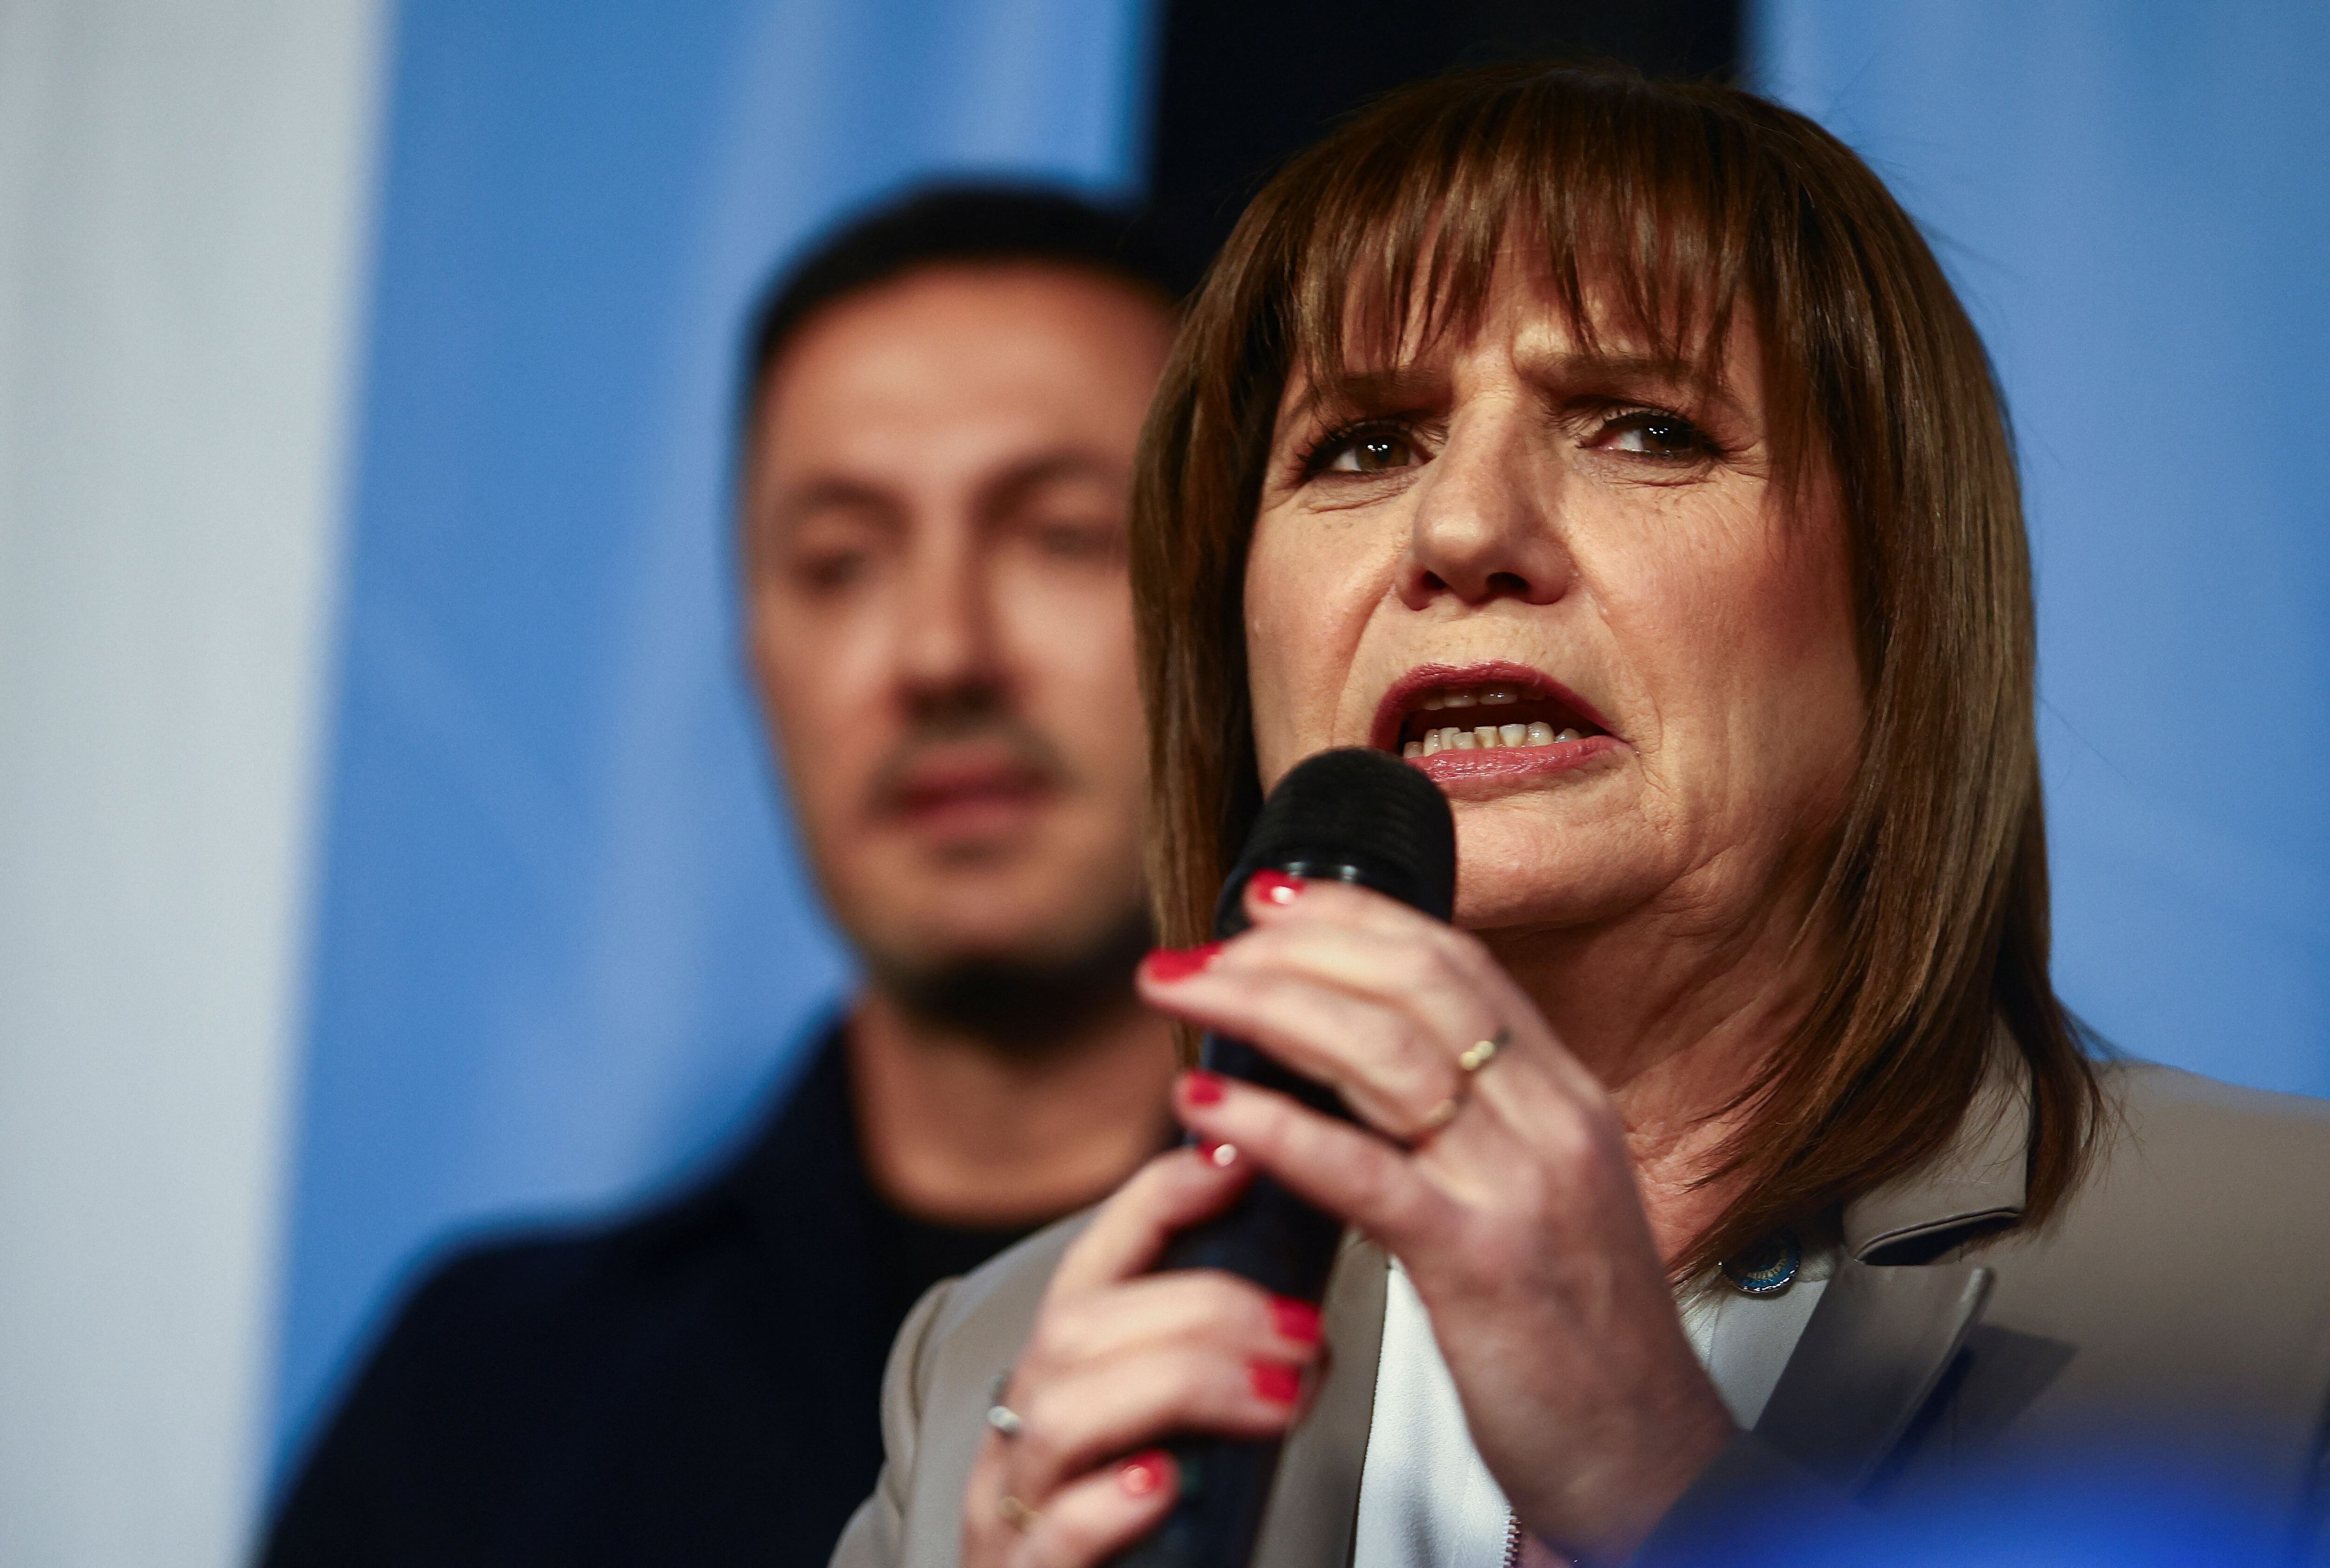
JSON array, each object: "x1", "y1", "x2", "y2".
[
  {"x1": 1250, "y1": 1360, "x2": 1303, "y2": 1404},
  {"x1": 1270, "y1": 1296, "x2": 1323, "y2": 1345},
  {"x1": 1196, "y1": 1139, "x2": 1238, "y2": 1169},
  {"x1": 1118, "y1": 1449, "x2": 1172, "y2": 1498},
  {"x1": 1183, "y1": 1069, "x2": 1227, "y2": 1106},
  {"x1": 1248, "y1": 870, "x2": 1305, "y2": 906},
  {"x1": 1143, "y1": 942, "x2": 1223, "y2": 982}
]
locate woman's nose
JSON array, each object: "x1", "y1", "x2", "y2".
[{"x1": 1397, "y1": 425, "x2": 1573, "y2": 610}]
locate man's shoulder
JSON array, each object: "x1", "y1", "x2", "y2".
[
  {"x1": 386, "y1": 1033, "x2": 859, "y2": 1362},
  {"x1": 273, "y1": 1102, "x2": 839, "y2": 1500},
  {"x1": 266, "y1": 1037, "x2": 883, "y2": 1567},
  {"x1": 395, "y1": 1200, "x2": 704, "y2": 1346},
  {"x1": 352, "y1": 1163, "x2": 749, "y2": 1408}
]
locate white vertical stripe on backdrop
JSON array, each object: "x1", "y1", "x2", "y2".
[{"x1": 0, "y1": 3, "x2": 384, "y2": 1564}]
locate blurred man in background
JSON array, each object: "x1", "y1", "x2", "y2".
[{"x1": 264, "y1": 187, "x2": 1184, "y2": 1568}]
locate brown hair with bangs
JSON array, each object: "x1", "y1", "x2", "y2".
[{"x1": 1131, "y1": 62, "x2": 2100, "y2": 1281}]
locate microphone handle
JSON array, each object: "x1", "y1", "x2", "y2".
[{"x1": 1106, "y1": 1034, "x2": 1349, "y2": 1568}]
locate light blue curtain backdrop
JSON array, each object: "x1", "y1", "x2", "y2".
[
  {"x1": 274, "y1": 0, "x2": 2330, "y2": 1486},
  {"x1": 271, "y1": 0, "x2": 1155, "y2": 1472},
  {"x1": 1754, "y1": 5, "x2": 2330, "y2": 1098}
]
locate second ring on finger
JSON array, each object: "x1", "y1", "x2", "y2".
[{"x1": 986, "y1": 1370, "x2": 1025, "y2": 1439}]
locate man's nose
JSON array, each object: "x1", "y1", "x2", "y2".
[
  {"x1": 1397, "y1": 418, "x2": 1574, "y2": 610},
  {"x1": 895, "y1": 532, "x2": 1004, "y2": 699}
]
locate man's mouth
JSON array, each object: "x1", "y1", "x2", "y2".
[
  {"x1": 1371, "y1": 664, "x2": 1615, "y2": 759},
  {"x1": 881, "y1": 752, "x2": 1053, "y2": 822},
  {"x1": 867, "y1": 720, "x2": 1068, "y2": 847}
]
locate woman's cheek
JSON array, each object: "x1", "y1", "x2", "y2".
[
  {"x1": 1241, "y1": 510, "x2": 1370, "y2": 781},
  {"x1": 1242, "y1": 609, "x2": 1307, "y2": 786}
]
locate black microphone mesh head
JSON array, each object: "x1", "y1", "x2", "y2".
[{"x1": 1219, "y1": 748, "x2": 1457, "y2": 929}]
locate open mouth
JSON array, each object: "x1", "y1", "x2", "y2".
[
  {"x1": 1396, "y1": 684, "x2": 1605, "y2": 757},
  {"x1": 1376, "y1": 667, "x2": 1612, "y2": 760}
]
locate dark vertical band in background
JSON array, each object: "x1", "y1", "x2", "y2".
[{"x1": 1142, "y1": 0, "x2": 1741, "y2": 276}]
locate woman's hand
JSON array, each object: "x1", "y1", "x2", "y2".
[
  {"x1": 1139, "y1": 872, "x2": 1735, "y2": 1568},
  {"x1": 959, "y1": 1144, "x2": 1326, "y2": 1568}
]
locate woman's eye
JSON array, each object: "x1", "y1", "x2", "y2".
[
  {"x1": 1597, "y1": 410, "x2": 1711, "y2": 459},
  {"x1": 1321, "y1": 429, "x2": 1420, "y2": 474}
]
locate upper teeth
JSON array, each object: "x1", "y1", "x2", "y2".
[
  {"x1": 1420, "y1": 687, "x2": 1521, "y2": 711},
  {"x1": 1403, "y1": 683, "x2": 1589, "y2": 758},
  {"x1": 1405, "y1": 721, "x2": 1583, "y2": 758}
]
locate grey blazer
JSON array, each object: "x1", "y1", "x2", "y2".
[{"x1": 830, "y1": 1062, "x2": 2330, "y2": 1567}]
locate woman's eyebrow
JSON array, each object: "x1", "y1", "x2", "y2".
[
  {"x1": 1519, "y1": 346, "x2": 1750, "y2": 420},
  {"x1": 1280, "y1": 364, "x2": 1443, "y2": 430}
]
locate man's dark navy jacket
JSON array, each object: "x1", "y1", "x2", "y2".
[{"x1": 263, "y1": 1033, "x2": 1022, "y2": 1568}]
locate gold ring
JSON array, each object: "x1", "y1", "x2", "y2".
[
  {"x1": 1418, "y1": 1096, "x2": 1460, "y2": 1137},
  {"x1": 997, "y1": 1493, "x2": 1042, "y2": 1532},
  {"x1": 1459, "y1": 1028, "x2": 1509, "y2": 1074}
]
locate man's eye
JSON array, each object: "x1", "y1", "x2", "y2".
[
  {"x1": 1322, "y1": 429, "x2": 1420, "y2": 474},
  {"x1": 793, "y1": 549, "x2": 868, "y2": 591},
  {"x1": 1598, "y1": 411, "x2": 1711, "y2": 459},
  {"x1": 1032, "y1": 520, "x2": 1124, "y2": 563}
]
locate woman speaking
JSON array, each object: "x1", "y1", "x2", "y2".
[{"x1": 831, "y1": 65, "x2": 2330, "y2": 1568}]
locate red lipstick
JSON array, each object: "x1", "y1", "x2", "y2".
[{"x1": 1368, "y1": 661, "x2": 1624, "y2": 794}]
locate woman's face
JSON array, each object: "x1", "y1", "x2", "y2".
[{"x1": 1245, "y1": 266, "x2": 1864, "y2": 935}]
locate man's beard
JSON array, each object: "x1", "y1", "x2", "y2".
[
  {"x1": 865, "y1": 904, "x2": 1156, "y2": 1057},
  {"x1": 849, "y1": 685, "x2": 1151, "y2": 1054}
]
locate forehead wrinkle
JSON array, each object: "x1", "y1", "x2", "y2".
[
  {"x1": 1513, "y1": 342, "x2": 1750, "y2": 418},
  {"x1": 1503, "y1": 276, "x2": 1762, "y2": 417}
]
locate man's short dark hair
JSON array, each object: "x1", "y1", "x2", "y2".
[{"x1": 742, "y1": 183, "x2": 1190, "y2": 417}]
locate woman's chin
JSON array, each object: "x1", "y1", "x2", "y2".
[{"x1": 1449, "y1": 820, "x2": 1653, "y2": 935}]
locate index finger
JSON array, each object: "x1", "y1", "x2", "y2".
[
  {"x1": 1234, "y1": 874, "x2": 1612, "y2": 1106},
  {"x1": 1047, "y1": 1141, "x2": 1253, "y2": 1299},
  {"x1": 1239, "y1": 870, "x2": 1463, "y2": 943}
]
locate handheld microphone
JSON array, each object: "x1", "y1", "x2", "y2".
[{"x1": 1114, "y1": 747, "x2": 1456, "y2": 1568}]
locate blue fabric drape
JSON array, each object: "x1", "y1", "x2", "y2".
[{"x1": 1755, "y1": 3, "x2": 2330, "y2": 1097}]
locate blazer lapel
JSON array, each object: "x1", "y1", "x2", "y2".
[
  {"x1": 1754, "y1": 1035, "x2": 2031, "y2": 1491},
  {"x1": 1753, "y1": 1257, "x2": 1992, "y2": 1491},
  {"x1": 1252, "y1": 1233, "x2": 1388, "y2": 1568},
  {"x1": 1240, "y1": 1237, "x2": 1994, "y2": 1552}
]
